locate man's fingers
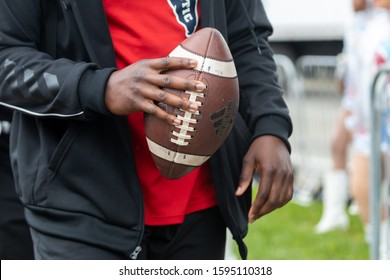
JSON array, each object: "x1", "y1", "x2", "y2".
[
  {"x1": 248, "y1": 166, "x2": 294, "y2": 223},
  {"x1": 149, "y1": 56, "x2": 198, "y2": 71},
  {"x1": 105, "y1": 57, "x2": 206, "y2": 121},
  {"x1": 248, "y1": 171, "x2": 272, "y2": 223},
  {"x1": 139, "y1": 100, "x2": 182, "y2": 126},
  {"x1": 235, "y1": 157, "x2": 255, "y2": 196},
  {"x1": 147, "y1": 73, "x2": 206, "y2": 93},
  {"x1": 140, "y1": 86, "x2": 199, "y2": 114}
]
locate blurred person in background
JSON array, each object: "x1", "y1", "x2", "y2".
[
  {"x1": 348, "y1": 0, "x2": 390, "y2": 259},
  {"x1": 315, "y1": 0, "x2": 368, "y2": 234},
  {"x1": 0, "y1": 107, "x2": 34, "y2": 259}
]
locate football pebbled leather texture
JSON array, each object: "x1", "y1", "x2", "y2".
[{"x1": 144, "y1": 27, "x2": 239, "y2": 179}]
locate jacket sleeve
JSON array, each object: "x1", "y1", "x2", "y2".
[
  {"x1": 0, "y1": 0, "x2": 114, "y2": 119},
  {"x1": 225, "y1": 0, "x2": 293, "y2": 152}
]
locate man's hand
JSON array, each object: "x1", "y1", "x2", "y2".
[
  {"x1": 235, "y1": 135, "x2": 294, "y2": 223},
  {"x1": 105, "y1": 57, "x2": 206, "y2": 125}
]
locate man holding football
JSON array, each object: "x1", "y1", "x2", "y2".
[{"x1": 0, "y1": 0, "x2": 293, "y2": 260}]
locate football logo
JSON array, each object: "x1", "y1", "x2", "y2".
[{"x1": 210, "y1": 101, "x2": 236, "y2": 137}]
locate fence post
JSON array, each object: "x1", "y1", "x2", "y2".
[{"x1": 370, "y1": 64, "x2": 390, "y2": 259}]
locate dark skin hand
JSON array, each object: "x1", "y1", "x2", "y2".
[
  {"x1": 235, "y1": 135, "x2": 294, "y2": 223},
  {"x1": 105, "y1": 57, "x2": 205, "y2": 124}
]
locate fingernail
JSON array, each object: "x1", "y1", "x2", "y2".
[
  {"x1": 173, "y1": 118, "x2": 181, "y2": 126},
  {"x1": 189, "y1": 103, "x2": 198, "y2": 111},
  {"x1": 190, "y1": 59, "x2": 198, "y2": 67},
  {"x1": 195, "y1": 82, "x2": 206, "y2": 91},
  {"x1": 249, "y1": 215, "x2": 255, "y2": 223}
]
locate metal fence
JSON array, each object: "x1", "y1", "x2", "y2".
[
  {"x1": 275, "y1": 54, "x2": 342, "y2": 205},
  {"x1": 275, "y1": 54, "x2": 390, "y2": 260},
  {"x1": 370, "y1": 64, "x2": 390, "y2": 260}
]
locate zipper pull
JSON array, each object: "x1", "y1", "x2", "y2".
[
  {"x1": 130, "y1": 246, "x2": 142, "y2": 260},
  {"x1": 0, "y1": 121, "x2": 11, "y2": 135}
]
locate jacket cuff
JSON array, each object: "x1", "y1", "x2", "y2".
[
  {"x1": 78, "y1": 67, "x2": 117, "y2": 119},
  {"x1": 251, "y1": 115, "x2": 293, "y2": 153}
]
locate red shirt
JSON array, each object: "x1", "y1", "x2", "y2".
[{"x1": 102, "y1": 0, "x2": 217, "y2": 225}]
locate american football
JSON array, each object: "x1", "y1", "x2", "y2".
[{"x1": 144, "y1": 27, "x2": 239, "y2": 179}]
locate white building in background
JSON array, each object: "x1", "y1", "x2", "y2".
[{"x1": 263, "y1": 0, "x2": 354, "y2": 59}]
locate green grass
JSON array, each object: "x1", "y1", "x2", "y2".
[{"x1": 243, "y1": 200, "x2": 369, "y2": 260}]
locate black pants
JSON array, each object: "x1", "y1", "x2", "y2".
[{"x1": 30, "y1": 206, "x2": 226, "y2": 260}]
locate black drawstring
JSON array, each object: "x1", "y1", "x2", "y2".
[{"x1": 238, "y1": 0, "x2": 262, "y2": 55}]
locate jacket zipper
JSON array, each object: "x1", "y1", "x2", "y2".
[{"x1": 60, "y1": 0, "x2": 146, "y2": 259}]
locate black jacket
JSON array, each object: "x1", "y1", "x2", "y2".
[{"x1": 0, "y1": 0, "x2": 292, "y2": 259}]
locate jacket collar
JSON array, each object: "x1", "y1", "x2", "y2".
[{"x1": 61, "y1": 0, "x2": 229, "y2": 66}]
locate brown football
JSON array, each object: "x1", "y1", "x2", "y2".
[{"x1": 144, "y1": 27, "x2": 239, "y2": 179}]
